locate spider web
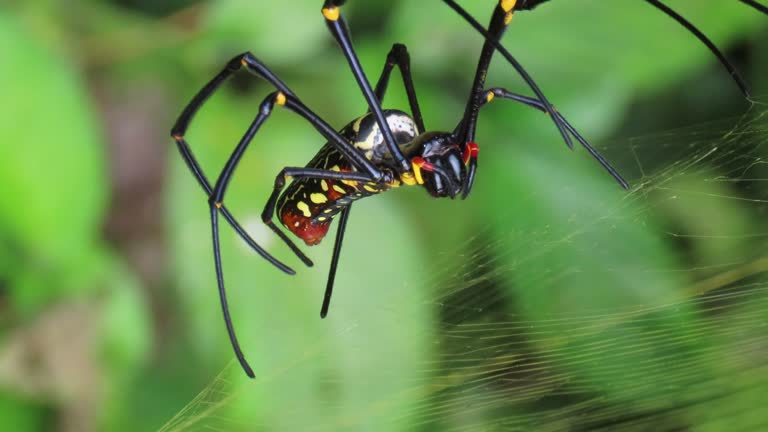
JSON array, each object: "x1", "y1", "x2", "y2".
[{"x1": 160, "y1": 101, "x2": 768, "y2": 432}]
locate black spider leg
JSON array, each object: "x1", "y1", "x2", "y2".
[
  {"x1": 321, "y1": 1, "x2": 411, "y2": 175},
  {"x1": 174, "y1": 137, "x2": 295, "y2": 274},
  {"x1": 645, "y1": 0, "x2": 751, "y2": 98},
  {"x1": 320, "y1": 206, "x2": 350, "y2": 319},
  {"x1": 373, "y1": 43, "x2": 426, "y2": 133},
  {"x1": 261, "y1": 167, "x2": 373, "y2": 223},
  {"x1": 173, "y1": 55, "x2": 390, "y2": 378},
  {"x1": 740, "y1": 0, "x2": 768, "y2": 15},
  {"x1": 483, "y1": 88, "x2": 630, "y2": 190},
  {"x1": 173, "y1": 52, "x2": 387, "y2": 263},
  {"x1": 514, "y1": 0, "x2": 551, "y2": 11},
  {"x1": 442, "y1": 0, "x2": 573, "y2": 153},
  {"x1": 321, "y1": 43, "x2": 427, "y2": 319},
  {"x1": 172, "y1": 52, "x2": 314, "y2": 268},
  {"x1": 187, "y1": 92, "x2": 288, "y2": 379},
  {"x1": 371, "y1": 44, "x2": 459, "y2": 193},
  {"x1": 258, "y1": 167, "x2": 376, "y2": 320},
  {"x1": 209, "y1": 91, "x2": 384, "y2": 377}
]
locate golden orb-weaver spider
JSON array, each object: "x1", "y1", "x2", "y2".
[{"x1": 172, "y1": 0, "x2": 765, "y2": 377}]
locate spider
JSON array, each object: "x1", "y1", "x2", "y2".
[{"x1": 171, "y1": 0, "x2": 765, "y2": 377}]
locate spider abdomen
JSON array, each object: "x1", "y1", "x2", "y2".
[{"x1": 276, "y1": 110, "x2": 419, "y2": 245}]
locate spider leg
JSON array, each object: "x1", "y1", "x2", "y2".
[
  {"x1": 645, "y1": 0, "x2": 750, "y2": 98},
  {"x1": 260, "y1": 167, "x2": 372, "y2": 225},
  {"x1": 318, "y1": 42, "x2": 427, "y2": 319},
  {"x1": 172, "y1": 53, "x2": 310, "y2": 268},
  {"x1": 203, "y1": 92, "x2": 296, "y2": 379},
  {"x1": 373, "y1": 43, "x2": 426, "y2": 133},
  {"x1": 206, "y1": 91, "x2": 379, "y2": 378},
  {"x1": 172, "y1": 52, "x2": 386, "y2": 267},
  {"x1": 739, "y1": 0, "x2": 768, "y2": 15},
  {"x1": 209, "y1": 91, "x2": 383, "y2": 222},
  {"x1": 172, "y1": 53, "x2": 384, "y2": 179},
  {"x1": 321, "y1": 206, "x2": 351, "y2": 318},
  {"x1": 258, "y1": 168, "x2": 375, "y2": 319},
  {"x1": 172, "y1": 53, "x2": 293, "y2": 134},
  {"x1": 281, "y1": 96, "x2": 385, "y2": 179},
  {"x1": 321, "y1": 0, "x2": 412, "y2": 174},
  {"x1": 174, "y1": 137, "x2": 295, "y2": 274},
  {"x1": 208, "y1": 156, "x2": 372, "y2": 378},
  {"x1": 442, "y1": 0, "x2": 573, "y2": 150},
  {"x1": 481, "y1": 88, "x2": 630, "y2": 190},
  {"x1": 173, "y1": 51, "x2": 395, "y2": 377},
  {"x1": 208, "y1": 205, "x2": 254, "y2": 377},
  {"x1": 320, "y1": 46, "x2": 426, "y2": 319}
]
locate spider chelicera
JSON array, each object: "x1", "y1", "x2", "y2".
[{"x1": 171, "y1": 0, "x2": 764, "y2": 377}]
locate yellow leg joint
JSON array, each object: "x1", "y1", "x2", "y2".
[
  {"x1": 215, "y1": 202, "x2": 222, "y2": 209},
  {"x1": 486, "y1": 91, "x2": 495, "y2": 103},
  {"x1": 544, "y1": 107, "x2": 557, "y2": 116},
  {"x1": 322, "y1": 6, "x2": 339, "y2": 21},
  {"x1": 276, "y1": 92, "x2": 287, "y2": 106},
  {"x1": 500, "y1": 0, "x2": 517, "y2": 12}
]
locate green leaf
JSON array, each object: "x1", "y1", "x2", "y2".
[{"x1": 0, "y1": 13, "x2": 107, "y2": 312}]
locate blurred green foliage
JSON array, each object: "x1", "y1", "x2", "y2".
[{"x1": 0, "y1": 0, "x2": 767, "y2": 431}]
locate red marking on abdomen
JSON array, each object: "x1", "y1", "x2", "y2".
[
  {"x1": 325, "y1": 179, "x2": 346, "y2": 201},
  {"x1": 281, "y1": 211, "x2": 331, "y2": 246}
]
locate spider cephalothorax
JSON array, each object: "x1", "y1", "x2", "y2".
[{"x1": 171, "y1": 0, "x2": 764, "y2": 377}]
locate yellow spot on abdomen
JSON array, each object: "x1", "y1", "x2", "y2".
[
  {"x1": 310, "y1": 193, "x2": 328, "y2": 204},
  {"x1": 333, "y1": 184, "x2": 346, "y2": 194},
  {"x1": 297, "y1": 201, "x2": 311, "y2": 217},
  {"x1": 320, "y1": 180, "x2": 329, "y2": 192},
  {"x1": 363, "y1": 184, "x2": 378, "y2": 193}
]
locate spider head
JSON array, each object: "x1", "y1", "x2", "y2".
[{"x1": 412, "y1": 136, "x2": 467, "y2": 199}]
